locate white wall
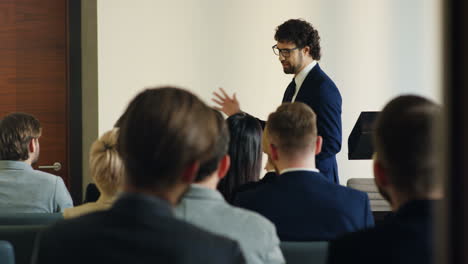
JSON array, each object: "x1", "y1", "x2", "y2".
[{"x1": 95, "y1": 0, "x2": 442, "y2": 185}]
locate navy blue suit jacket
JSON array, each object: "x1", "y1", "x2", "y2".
[
  {"x1": 234, "y1": 170, "x2": 374, "y2": 241},
  {"x1": 282, "y1": 64, "x2": 342, "y2": 184},
  {"x1": 327, "y1": 200, "x2": 437, "y2": 264}
]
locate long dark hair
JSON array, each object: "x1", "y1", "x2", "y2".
[{"x1": 218, "y1": 113, "x2": 262, "y2": 202}]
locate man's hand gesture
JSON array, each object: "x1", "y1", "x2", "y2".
[{"x1": 212, "y1": 88, "x2": 241, "y2": 116}]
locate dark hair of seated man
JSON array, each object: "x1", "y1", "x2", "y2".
[{"x1": 327, "y1": 95, "x2": 442, "y2": 264}]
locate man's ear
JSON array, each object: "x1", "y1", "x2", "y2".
[
  {"x1": 28, "y1": 138, "x2": 36, "y2": 154},
  {"x1": 314, "y1": 136, "x2": 323, "y2": 155},
  {"x1": 302, "y1": 45, "x2": 311, "y2": 56},
  {"x1": 269, "y1": 144, "x2": 279, "y2": 161},
  {"x1": 373, "y1": 159, "x2": 389, "y2": 188},
  {"x1": 217, "y1": 155, "x2": 231, "y2": 180},
  {"x1": 180, "y1": 161, "x2": 200, "y2": 184}
]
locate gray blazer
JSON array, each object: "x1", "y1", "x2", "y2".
[
  {"x1": 175, "y1": 185, "x2": 285, "y2": 264},
  {"x1": 0, "y1": 161, "x2": 73, "y2": 213}
]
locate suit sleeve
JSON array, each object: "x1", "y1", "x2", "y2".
[
  {"x1": 364, "y1": 194, "x2": 375, "y2": 228},
  {"x1": 262, "y1": 224, "x2": 285, "y2": 264},
  {"x1": 315, "y1": 81, "x2": 342, "y2": 160}
]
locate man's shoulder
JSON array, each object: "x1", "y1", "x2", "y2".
[
  {"x1": 25, "y1": 169, "x2": 61, "y2": 183},
  {"x1": 180, "y1": 194, "x2": 277, "y2": 235},
  {"x1": 38, "y1": 208, "x2": 244, "y2": 262},
  {"x1": 225, "y1": 202, "x2": 277, "y2": 232},
  {"x1": 332, "y1": 183, "x2": 369, "y2": 201},
  {"x1": 234, "y1": 180, "x2": 276, "y2": 205}
]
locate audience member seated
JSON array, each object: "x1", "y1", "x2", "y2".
[
  {"x1": 175, "y1": 110, "x2": 285, "y2": 264},
  {"x1": 234, "y1": 103, "x2": 374, "y2": 241},
  {"x1": 32, "y1": 87, "x2": 245, "y2": 264},
  {"x1": 327, "y1": 95, "x2": 442, "y2": 264},
  {"x1": 217, "y1": 113, "x2": 263, "y2": 203},
  {"x1": 63, "y1": 129, "x2": 123, "y2": 219},
  {"x1": 0, "y1": 113, "x2": 73, "y2": 213}
]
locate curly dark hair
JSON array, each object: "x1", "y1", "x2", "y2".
[{"x1": 274, "y1": 19, "x2": 321, "y2": 60}]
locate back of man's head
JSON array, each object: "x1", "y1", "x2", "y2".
[
  {"x1": 0, "y1": 112, "x2": 41, "y2": 161},
  {"x1": 374, "y1": 95, "x2": 440, "y2": 197},
  {"x1": 266, "y1": 102, "x2": 317, "y2": 159},
  {"x1": 117, "y1": 87, "x2": 219, "y2": 192},
  {"x1": 195, "y1": 110, "x2": 230, "y2": 182}
]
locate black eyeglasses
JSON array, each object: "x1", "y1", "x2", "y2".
[{"x1": 272, "y1": 45, "x2": 299, "y2": 58}]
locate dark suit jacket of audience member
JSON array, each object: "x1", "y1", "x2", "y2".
[
  {"x1": 234, "y1": 170, "x2": 374, "y2": 241},
  {"x1": 232, "y1": 171, "x2": 278, "y2": 201},
  {"x1": 282, "y1": 64, "x2": 342, "y2": 184},
  {"x1": 33, "y1": 193, "x2": 245, "y2": 264},
  {"x1": 327, "y1": 200, "x2": 436, "y2": 264}
]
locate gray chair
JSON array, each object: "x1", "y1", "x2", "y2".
[
  {"x1": 0, "y1": 225, "x2": 46, "y2": 264},
  {"x1": 280, "y1": 241, "x2": 329, "y2": 264},
  {"x1": 346, "y1": 178, "x2": 391, "y2": 212},
  {"x1": 0, "y1": 240, "x2": 15, "y2": 264},
  {"x1": 0, "y1": 213, "x2": 63, "y2": 225}
]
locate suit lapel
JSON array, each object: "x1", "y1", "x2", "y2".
[{"x1": 294, "y1": 64, "x2": 322, "y2": 102}]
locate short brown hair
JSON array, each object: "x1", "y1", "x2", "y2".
[
  {"x1": 90, "y1": 129, "x2": 124, "y2": 196},
  {"x1": 195, "y1": 110, "x2": 230, "y2": 182},
  {"x1": 374, "y1": 95, "x2": 440, "y2": 196},
  {"x1": 266, "y1": 102, "x2": 317, "y2": 157},
  {"x1": 0, "y1": 112, "x2": 41, "y2": 161},
  {"x1": 117, "y1": 87, "x2": 219, "y2": 191}
]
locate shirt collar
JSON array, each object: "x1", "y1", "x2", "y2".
[
  {"x1": 0, "y1": 160, "x2": 33, "y2": 171},
  {"x1": 280, "y1": 167, "x2": 320, "y2": 175},
  {"x1": 185, "y1": 184, "x2": 225, "y2": 201},
  {"x1": 294, "y1": 61, "x2": 317, "y2": 90}
]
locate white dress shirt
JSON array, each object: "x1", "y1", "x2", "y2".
[{"x1": 280, "y1": 167, "x2": 320, "y2": 175}]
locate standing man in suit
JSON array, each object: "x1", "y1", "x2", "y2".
[
  {"x1": 33, "y1": 87, "x2": 245, "y2": 264},
  {"x1": 213, "y1": 19, "x2": 342, "y2": 184},
  {"x1": 175, "y1": 111, "x2": 284, "y2": 264},
  {"x1": 234, "y1": 102, "x2": 372, "y2": 241},
  {"x1": 327, "y1": 95, "x2": 442, "y2": 264}
]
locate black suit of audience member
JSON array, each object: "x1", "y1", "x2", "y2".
[
  {"x1": 328, "y1": 200, "x2": 436, "y2": 264},
  {"x1": 34, "y1": 193, "x2": 244, "y2": 264},
  {"x1": 327, "y1": 95, "x2": 442, "y2": 264},
  {"x1": 232, "y1": 171, "x2": 278, "y2": 201},
  {"x1": 33, "y1": 87, "x2": 245, "y2": 264},
  {"x1": 235, "y1": 102, "x2": 373, "y2": 241},
  {"x1": 235, "y1": 170, "x2": 373, "y2": 241}
]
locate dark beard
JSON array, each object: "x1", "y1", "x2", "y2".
[
  {"x1": 282, "y1": 53, "x2": 303, "y2": 74},
  {"x1": 283, "y1": 65, "x2": 295, "y2": 74}
]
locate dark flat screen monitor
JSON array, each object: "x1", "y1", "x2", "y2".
[{"x1": 348, "y1": 111, "x2": 379, "y2": 160}]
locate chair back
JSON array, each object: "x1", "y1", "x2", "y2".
[
  {"x1": 280, "y1": 241, "x2": 329, "y2": 264},
  {"x1": 0, "y1": 213, "x2": 63, "y2": 225},
  {"x1": 0, "y1": 240, "x2": 15, "y2": 264},
  {"x1": 347, "y1": 178, "x2": 391, "y2": 211},
  {"x1": 0, "y1": 225, "x2": 46, "y2": 264}
]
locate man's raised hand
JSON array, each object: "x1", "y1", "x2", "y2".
[{"x1": 212, "y1": 88, "x2": 241, "y2": 116}]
